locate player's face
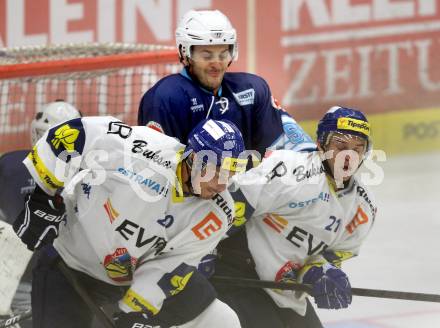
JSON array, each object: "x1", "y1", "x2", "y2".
[
  {"x1": 191, "y1": 163, "x2": 235, "y2": 199},
  {"x1": 323, "y1": 133, "x2": 367, "y2": 183},
  {"x1": 188, "y1": 45, "x2": 232, "y2": 94}
]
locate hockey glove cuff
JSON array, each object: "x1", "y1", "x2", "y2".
[
  {"x1": 301, "y1": 262, "x2": 352, "y2": 309},
  {"x1": 13, "y1": 185, "x2": 65, "y2": 251}
]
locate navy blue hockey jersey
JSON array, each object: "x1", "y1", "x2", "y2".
[
  {"x1": 138, "y1": 68, "x2": 315, "y2": 157},
  {"x1": 0, "y1": 150, "x2": 35, "y2": 223}
]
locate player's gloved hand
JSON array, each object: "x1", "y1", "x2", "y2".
[
  {"x1": 113, "y1": 312, "x2": 157, "y2": 328},
  {"x1": 13, "y1": 185, "x2": 65, "y2": 251},
  {"x1": 301, "y1": 262, "x2": 352, "y2": 309}
]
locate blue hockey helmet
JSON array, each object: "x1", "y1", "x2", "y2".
[
  {"x1": 185, "y1": 119, "x2": 246, "y2": 173},
  {"x1": 317, "y1": 106, "x2": 371, "y2": 151}
]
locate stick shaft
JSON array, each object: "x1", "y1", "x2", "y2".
[
  {"x1": 57, "y1": 260, "x2": 116, "y2": 328},
  {"x1": 211, "y1": 276, "x2": 440, "y2": 303}
]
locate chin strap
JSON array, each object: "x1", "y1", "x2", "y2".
[{"x1": 182, "y1": 157, "x2": 201, "y2": 197}]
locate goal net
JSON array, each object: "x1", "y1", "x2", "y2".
[{"x1": 0, "y1": 43, "x2": 180, "y2": 153}]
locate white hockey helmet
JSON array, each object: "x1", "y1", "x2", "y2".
[
  {"x1": 30, "y1": 100, "x2": 81, "y2": 145},
  {"x1": 175, "y1": 10, "x2": 238, "y2": 61}
]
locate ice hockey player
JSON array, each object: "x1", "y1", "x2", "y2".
[
  {"x1": 213, "y1": 106, "x2": 377, "y2": 328},
  {"x1": 0, "y1": 100, "x2": 81, "y2": 327},
  {"x1": 138, "y1": 9, "x2": 315, "y2": 161},
  {"x1": 13, "y1": 117, "x2": 246, "y2": 328}
]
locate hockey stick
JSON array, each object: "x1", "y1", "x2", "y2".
[
  {"x1": 211, "y1": 276, "x2": 440, "y2": 303},
  {"x1": 56, "y1": 260, "x2": 116, "y2": 328},
  {"x1": 0, "y1": 309, "x2": 32, "y2": 328}
]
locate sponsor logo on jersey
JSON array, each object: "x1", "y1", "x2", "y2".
[
  {"x1": 356, "y1": 186, "x2": 377, "y2": 219},
  {"x1": 103, "y1": 247, "x2": 137, "y2": 282},
  {"x1": 146, "y1": 121, "x2": 164, "y2": 133},
  {"x1": 131, "y1": 140, "x2": 172, "y2": 169},
  {"x1": 117, "y1": 167, "x2": 169, "y2": 196},
  {"x1": 275, "y1": 261, "x2": 302, "y2": 283},
  {"x1": 192, "y1": 212, "x2": 222, "y2": 240},
  {"x1": 346, "y1": 206, "x2": 369, "y2": 234},
  {"x1": 115, "y1": 219, "x2": 168, "y2": 253},
  {"x1": 211, "y1": 194, "x2": 234, "y2": 226},
  {"x1": 233, "y1": 88, "x2": 255, "y2": 106},
  {"x1": 286, "y1": 226, "x2": 328, "y2": 256},
  {"x1": 103, "y1": 198, "x2": 119, "y2": 224},
  {"x1": 263, "y1": 213, "x2": 288, "y2": 233},
  {"x1": 265, "y1": 161, "x2": 288, "y2": 181},
  {"x1": 292, "y1": 163, "x2": 325, "y2": 182},
  {"x1": 288, "y1": 192, "x2": 330, "y2": 208},
  {"x1": 107, "y1": 121, "x2": 132, "y2": 139},
  {"x1": 47, "y1": 118, "x2": 85, "y2": 159},
  {"x1": 190, "y1": 98, "x2": 205, "y2": 113},
  {"x1": 158, "y1": 263, "x2": 195, "y2": 297},
  {"x1": 337, "y1": 117, "x2": 370, "y2": 137},
  {"x1": 28, "y1": 147, "x2": 64, "y2": 191},
  {"x1": 122, "y1": 288, "x2": 158, "y2": 316}
]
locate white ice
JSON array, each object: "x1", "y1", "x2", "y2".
[{"x1": 318, "y1": 151, "x2": 440, "y2": 328}]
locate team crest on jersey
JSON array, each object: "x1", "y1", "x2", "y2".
[
  {"x1": 146, "y1": 121, "x2": 164, "y2": 133},
  {"x1": 103, "y1": 248, "x2": 137, "y2": 282},
  {"x1": 158, "y1": 263, "x2": 194, "y2": 297},
  {"x1": 216, "y1": 97, "x2": 229, "y2": 114},
  {"x1": 275, "y1": 261, "x2": 302, "y2": 284},
  {"x1": 46, "y1": 118, "x2": 85, "y2": 160}
]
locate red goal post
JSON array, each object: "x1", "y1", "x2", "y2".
[{"x1": 0, "y1": 43, "x2": 180, "y2": 153}]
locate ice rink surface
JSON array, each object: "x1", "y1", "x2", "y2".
[{"x1": 318, "y1": 151, "x2": 440, "y2": 328}]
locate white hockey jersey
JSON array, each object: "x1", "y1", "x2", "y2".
[
  {"x1": 23, "y1": 116, "x2": 235, "y2": 315},
  {"x1": 231, "y1": 150, "x2": 377, "y2": 315}
]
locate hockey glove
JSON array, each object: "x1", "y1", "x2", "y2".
[
  {"x1": 302, "y1": 262, "x2": 352, "y2": 309},
  {"x1": 13, "y1": 185, "x2": 65, "y2": 251},
  {"x1": 113, "y1": 312, "x2": 154, "y2": 328}
]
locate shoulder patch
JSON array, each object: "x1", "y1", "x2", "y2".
[
  {"x1": 146, "y1": 121, "x2": 164, "y2": 134},
  {"x1": 46, "y1": 118, "x2": 85, "y2": 161},
  {"x1": 233, "y1": 88, "x2": 255, "y2": 106}
]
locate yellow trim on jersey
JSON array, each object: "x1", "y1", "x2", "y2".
[
  {"x1": 172, "y1": 149, "x2": 185, "y2": 203},
  {"x1": 122, "y1": 288, "x2": 159, "y2": 314},
  {"x1": 27, "y1": 147, "x2": 64, "y2": 191},
  {"x1": 337, "y1": 117, "x2": 370, "y2": 137}
]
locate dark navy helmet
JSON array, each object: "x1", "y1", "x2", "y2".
[
  {"x1": 185, "y1": 119, "x2": 246, "y2": 172},
  {"x1": 317, "y1": 106, "x2": 371, "y2": 150}
]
